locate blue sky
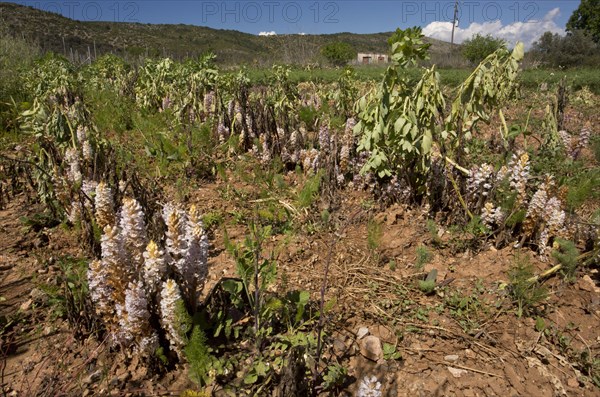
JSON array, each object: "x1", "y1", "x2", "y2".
[{"x1": 14, "y1": 1, "x2": 579, "y2": 46}]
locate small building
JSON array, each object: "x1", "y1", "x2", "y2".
[{"x1": 357, "y1": 53, "x2": 389, "y2": 64}]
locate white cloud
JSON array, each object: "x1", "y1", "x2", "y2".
[
  {"x1": 423, "y1": 8, "x2": 565, "y2": 49},
  {"x1": 258, "y1": 31, "x2": 277, "y2": 36}
]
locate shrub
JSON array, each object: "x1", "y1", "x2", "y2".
[
  {"x1": 462, "y1": 34, "x2": 507, "y2": 64},
  {"x1": 320, "y1": 42, "x2": 356, "y2": 67}
]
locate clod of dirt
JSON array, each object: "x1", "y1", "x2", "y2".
[
  {"x1": 360, "y1": 335, "x2": 382, "y2": 361},
  {"x1": 578, "y1": 275, "x2": 600, "y2": 293},
  {"x1": 526, "y1": 356, "x2": 568, "y2": 396},
  {"x1": 29, "y1": 287, "x2": 47, "y2": 304}
]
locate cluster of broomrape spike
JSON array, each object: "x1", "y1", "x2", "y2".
[
  {"x1": 559, "y1": 123, "x2": 592, "y2": 161},
  {"x1": 466, "y1": 152, "x2": 573, "y2": 256},
  {"x1": 88, "y1": 182, "x2": 208, "y2": 359}
]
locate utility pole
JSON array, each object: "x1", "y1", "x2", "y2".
[{"x1": 451, "y1": 0, "x2": 459, "y2": 45}]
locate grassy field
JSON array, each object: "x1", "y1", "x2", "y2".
[{"x1": 243, "y1": 65, "x2": 600, "y2": 93}]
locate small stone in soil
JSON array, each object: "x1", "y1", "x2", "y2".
[
  {"x1": 444, "y1": 354, "x2": 459, "y2": 362},
  {"x1": 360, "y1": 335, "x2": 382, "y2": 361},
  {"x1": 19, "y1": 299, "x2": 32, "y2": 311},
  {"x1": 357, "y1": 327, "x2": 369, "y2": 339},
  {"x1": 333, "y1": 339, "x2": 346, "y2": 355},
  {"x1": 447, "y1": 366, "x2": 468, "y2": 378}
]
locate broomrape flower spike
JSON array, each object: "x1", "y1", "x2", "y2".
[
  {"x1": 558, "y1": 130, "x2": 571, "y2": 153},
  {"x1": 119, "y1": 281, "x2": 156, "y2": 354},
  {"x1": 81, "y1": 180, "x2": 97, "y2": 200},
  {"x1": 467, "y1": 163, "x2": 494, "y2": 208},
  {"x1": 101, "y1": 224, "x2": 128, "y2": 306},
  {"x1": 481, "y1": 202, "x2": 504, "y2": 227},
  {"x1": 217, "y1": 122, "x2": 230, "y2": 145},
  {"x1": 77, "y1": 126, "x2": 93, "y2": 161},
  {"x1": 319, "y1": 123, "x2": 331, "y2": 153},
  {"x1": 525, "y1": 183, "x2": 548, "y2": 221},
  {"x1": 120, "y1": 197, "x2": 148, "y2": 273},
  {"x1": 160, "y1": 279, "x2": 186, "y2": 359},
  {"x1": 67, "y1": 201, "x2": 82, "y2": 224},
  {"x1": 143, "y1": 240, "x2": 167, "y2": 296},
  {"x1": 174, "y1": 205, "x2": 209, "y2": 307},
  {"x1": 344, "y1": 117, "x2": 356, "y2": 146},
  {"x1": 357, "y1": 375, "x2": 382, "y2": 397},
  {"x1": 82, "y1": 140, "x2": 93, "y2": 161},
  {"x1": 87, "y1": 259, "x2": 113, "y2": 320},
  {"x1": 573, "y1": 123, "x2": 591, "y2": 160},
  {"x1": 227, "y1": 99, "x2": 235, "y2": 120},
  {"x1": 300, "y1": 148, "x2": 319, "y2": 174},
  {"x1": 289, "y1": 130, "x2": 301, "y2": 163},
  {"x1": 203, "y1": 91, "x2": 214, "y2": 115},
  {"x1": 246, "y1": 114, "x2": 255, "y2": 139},
  {"x1": 188, "y1": 205, "x2": 209, "y2": 269},
  {"x1": 260, "y1": 135, "x2": 271, "y2": 164},
  {"x1": 508, "y1": 152, "x2": 529, "y2": 204},
  {"x1": 163, "y1": 204, "x2": 188, "y2": 272},
  {"x1": 340, "y1": 118, "x2": 356, "y2": 173},
  {"x1": 539, "y1": 197, "x2": 565, "y2": 256},
  {"x1": 524, "y1": 178, "x2": 566, "y2": 256},
  {"x1": 76, "y1": 125, "x2": 87, "y2": 143},
  {"x1": 65, "y1": 147, "x2": 82, "y2": 184},
  {"x1": 95, "y1": 181, "x2": 115, "y2": 229}
]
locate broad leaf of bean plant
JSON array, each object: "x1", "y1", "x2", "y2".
[{"x1": 354, "y1": 26, "x2": 524, "y2": 201}]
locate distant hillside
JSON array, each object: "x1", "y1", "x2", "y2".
[{"x1": 0, "y1": 2, "x2": 455, "y2": 65}]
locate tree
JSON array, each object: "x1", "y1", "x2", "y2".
[
  {"x1": 320, "y1": 42, "x2": 356, "y2": 67},
  {"x1": 531, "y1": 30, "x2": 600, "y2": 68},
  {"x1": 567, "y1": 0, "x2": 600, "y2": 43},
  {"x1": 461, "y1": 34, "x2": 507, "y2": 64}
]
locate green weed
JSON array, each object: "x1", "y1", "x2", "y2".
[
  {"x1": 415, "y1": 245, "x2": 432, "y2": 270},
  {"x1": 508, "y1": 255, "x2": 548, "y2": 317},
  {"x1": 426, "y1": 219, "x2": 443, "y2": 246},
  {"x1": 297, "y1": 171, "x2": 323, "y2": 208},
  {"x1": 367, "y1": 218, "x2": 383, "y2": 252},
  {"x1": 322, "y1": 363, "x2": 348, "y2": 391},
  {"x1": 185, "y1": 326, "x2": 213, "y2": 386},
  {"x1": 552, "y1": 238, "x2": 580, "y2": 281},
  {"x1": 418, "y1": 279, "x2": 436, "y2": 295}
]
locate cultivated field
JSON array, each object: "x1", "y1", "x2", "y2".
[{"x1": 1, "y1": 29, "x2": 599, "y2": 396}]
